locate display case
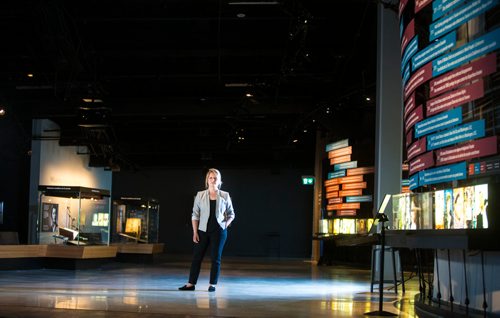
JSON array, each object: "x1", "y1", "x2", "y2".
[
  {"x1": 37, "y1": 186, "x2": 111, "y2": 245},
  {"x1": 111, "y1": 197, "x2": 159, "y2": 244}
]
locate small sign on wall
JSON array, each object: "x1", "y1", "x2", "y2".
[{"x1": 301, "y1": 176, "x2": 314, "y2": 185}]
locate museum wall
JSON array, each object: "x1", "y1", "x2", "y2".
[
  {"x1": 0, "y1": 113, "x2": 31, "y2": 242},
  {"x1": 28, "y1": 119, "x2": 112, "y2": 243},
  {"x1": 112, "y1": 168, "x2": 314, "y2": 258}
]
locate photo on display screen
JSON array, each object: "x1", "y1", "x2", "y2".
[
  {"x1": 41, "y1": 202, "x2": 58, "y2": 232},
  {"x1": 116, "y1": 204, "x2": 126, "y2": 233},
  {"x1": 91, "y1": 213, "x2": 110, "y2": 227},
  {"x1": 463, "y1": 186, "x2": 475, "y2": 228},
  {"x1": 401, "y1": 194, "x2": 411, "y2": 230},
  {"x1": 356, "y1": 219, "x2": 369, "y2": 234},
  {"x1": 333, "y1": 218, "x2": 340, "y2": 234},
  {"x1": 356, "y1": 219, "x2": 373, "y2": 234},
  {"x1": 328, "y1": 219, "x2": 334, "y2": 234},
  {"x1": 434, "y1": 190, "x2": 445, "y2": 229},
  {"x1": 420, "y1": 192, "x2": 433, "y2": 229},
  {"x1": 409, "y1": 193, "x2": 421, "y2": 229},
  {"x1": 339, "y1": 219, "x2": 356, "y2": 234},
  {"x1": 319, "y1": 219, "x2": 329, "y2": 234},
  {"x1": 453, "y1": 187, "x2": 465, "y2": 229},
  {"x1": 444, "y1": 189, "x2": 453, "y2": 229},
  {"x1": 473, "y1": 184, "x2": 488, "y2": 229},
  {"x1": 391, "y1": 194, "x2": 404, "y2": 230}
]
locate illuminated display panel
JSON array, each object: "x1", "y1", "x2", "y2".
[
  {"x1": 396, "y1": 0, "x2": 500, "y2": 241},
  {"x1": 328, "y1": 198, "x2": 343, "y2": 204},
  {"x1": 328, "y1": 146, "x2": 352, "y2": 159},
  {"x1": 325, "y1": 191, "x2": 339, "y2": 199},
  {"x1": 400, "y1": 0, "x2": 500, "y2": 196},
  {"x1": 346, "y1": 167, "x2": 374, "y2": 176},
  {"x1": 338, "y1": 175, "x2": 363, "y2": 184},
  {"x1": 324, "y1": 179, "x2": 339, "y2": 187},
  {"x1": 330, "y1": 155, "x2": 351, "y2": 165},
  {"x1": 322, "y1": 138, "x2": 375, "y2": 235},
  {"x1": 336, "y1": 210, "x2": 357, "y2": 217},
  {"x1": 325, "y1": 185, "x2": 340, "y2": 192},
  {"x1": 339, "y1": 189, "x2": 363, "y2": 197},
  {"x1": 390, "y1": 184, "x2": 489, "y2": 230},
  {"x1": 326, "y1": 203, "x2": 361, "y2": 211},
  {"x1": 342, "y1": 182, "x2": 367, "y2": 190}
]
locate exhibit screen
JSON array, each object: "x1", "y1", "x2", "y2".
[{"x1": 390, "y1": 184, "x2": 488, "y2": 230}]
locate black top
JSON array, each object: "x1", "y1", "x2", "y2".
[{"x1": 207, "y1": 199, "x2": 220, "y2": 232}]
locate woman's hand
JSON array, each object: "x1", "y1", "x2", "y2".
[{"x1": 193, "y1": 232, "x2": 199, "y2": 243}]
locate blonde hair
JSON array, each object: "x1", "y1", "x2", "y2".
[{"x1": 205, "y1": 168, "x2": 222, "y2": 189}]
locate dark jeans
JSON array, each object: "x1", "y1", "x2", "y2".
[{"x1": 188, "y1": 228, "x2": 227, "y2": 285}]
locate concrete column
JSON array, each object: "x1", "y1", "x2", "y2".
[
  {"x1": 312, "y1": 130, "x2": 326, "y2": 262},
  {"x1": 375, "y1": 2, "x2": 403, "y2": 213}
]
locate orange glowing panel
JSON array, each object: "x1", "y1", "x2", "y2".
[
  {"x1": 328, "y1": 146, "x2": 352, "y2": 159},
  {"x1": 330, "y1": 155, "x2": 351, "y2": 165},
  {"x1": 342, "y1": 182, "x2": 367, "y2": 190},
  {"x1": 328, "y1": 197, "x2": 343, "y2": 204},
  {"x1": 326, "y1": 203, "x2": 360, "y2": 210},
  {"x1": 325, "y1": 185, "x2": 340, "y2": 192},
  {"x1": 324, "y1": 179, "x2": 340, "y2": 187},
  {"x1": 346, "y1": 166, "x2": 375, "y2": 176},
  {"x1": 339, "y1": 189, "x2": 363, "y2": 197},
  {"x1": 338, "y1": 175, "x2": 363, "y2": 184},
  {"x1": 325, "y1": 191, "x2": 339, "y2": 199},
  {"x1": 401, "y1": 186, "x2": 411, "y2": 193},
  {"x1": 336, "y1": 210, "x2": 357, "y2": 216}
]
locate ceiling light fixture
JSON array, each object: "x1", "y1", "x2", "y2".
[
  {"x1": 0, "y1": 107, "x2": 5, "y2": 116},
  {"x1": 82, "y1": 98, "x2": 104, "y2": 103},
  {"x1": 236, "y1": 13, "x2": 246, "y2": 18},
  {"x1": 225, "y1": 83, "x2": 250, "y2": 87},
  {"x1": 27, "y1": 73, "x2": 34, "y2": 78},
  {"x1": 245, "y1": 93, "x2": 253, "y2": 97}
]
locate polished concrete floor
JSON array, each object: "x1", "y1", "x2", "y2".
[{"x1": 0, "y1": 255, "x2": 419, "y2": 317}]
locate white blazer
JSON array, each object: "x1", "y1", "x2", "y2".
[{"x1": 192, "y1": 189, "x2": 235, "y2": 232}]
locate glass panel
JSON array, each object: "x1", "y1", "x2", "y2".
[
  {"x1": 37, "y1": 186, "x2": 111, "y2": 245},
  {"x1": 112, "y1": 198, "x2": 160, "y2": 243}
]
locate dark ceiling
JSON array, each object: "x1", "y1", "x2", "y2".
[{"x1": 1, "y1": 0, "x2": 378, "y2": 170}]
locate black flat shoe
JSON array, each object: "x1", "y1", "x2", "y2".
[
  {"x1": 179, "y1": 285, "x2": 195, "y2": 291},
  {"x1": 208, "y1": 286, "x2": 216, "y2": 292}
]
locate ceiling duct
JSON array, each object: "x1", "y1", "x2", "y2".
[{"x1": 78, "y1": 107, "x2": 111, "y2": 128}]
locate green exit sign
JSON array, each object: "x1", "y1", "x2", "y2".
[{"x1": 302, "y1": 176, "x2": 314, "y2": 185}]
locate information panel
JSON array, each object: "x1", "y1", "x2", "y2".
[{"x1": 400, "y1": 0, "x2": 499, "y2": 194}]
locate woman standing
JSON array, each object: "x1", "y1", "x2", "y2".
[{"x1": 179, "y1": 168, "x2": 235, "y2": 292}]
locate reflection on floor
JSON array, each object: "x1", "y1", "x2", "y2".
[{"x1": 0, "y1": 255, "x2": 419, "y2": 317}]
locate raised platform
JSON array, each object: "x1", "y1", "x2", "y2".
[
  {"x1": 114, "y1": 243, "x2": 164, "y2": 254},
  {"x1": 114, "y1": 243, "x2": 165, "y2": 263},
  {"x1": 0, "y1": 245, "x2": 47, "y2": 258},
  {"x1": 0, "y1": 244, "x2": 119, "y2": 270},
  {"x1": 45, "y1": 245, "x2": 118, "y2": 259}
]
